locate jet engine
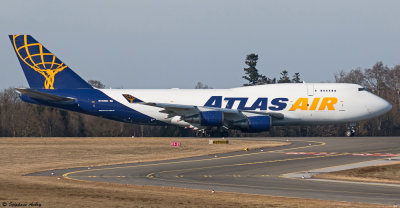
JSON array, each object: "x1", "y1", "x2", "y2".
[
  {"x1": 184, "y1": 111, "x2": 224, "y2": 126},
  {"x1": 235, "y1": 115, "x2": 272, "y2": 132}
]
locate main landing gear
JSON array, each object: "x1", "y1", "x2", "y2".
[
  {"x1": 195, "y1": 127, "x2": 229, "y2": 137},
  {"x1": 196, "y1": 130, "x2": 211, "y2": 137}
]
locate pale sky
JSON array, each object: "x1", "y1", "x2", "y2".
[{"x1": 1, "y1": 0, "x2": 400, "y2": 89}]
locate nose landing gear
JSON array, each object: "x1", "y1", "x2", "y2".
[
  {"x1": 345, "y1": 127, "x2": 355, "y2": 137},
  {"x1": 345, "y1": 123, "x2": 357, "y2": 137}
]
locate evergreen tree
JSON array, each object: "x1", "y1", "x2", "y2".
[
  {"x1": 292, "y1": 72, "x2": 301, "y2": 83},
  {"x1": 278, "y1": 70, "x2": 291, "y2": 83},
  {"x1": 257, "y1": 74, "x2": 276, "y2": 85},
  {"x1": 242, "y1": 54, "x2": 260, "y2": 86},
  {"x1": 242, "y1": 54, "x2": 275, "y2": 85}
]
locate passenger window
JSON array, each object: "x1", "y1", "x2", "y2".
[{"x1": 358, "y1": 88, "x2": 366, "y2": 91}]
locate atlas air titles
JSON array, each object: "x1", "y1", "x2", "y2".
[{"x1": 204, "y1": 96, "x2": 338, "y2": 111}]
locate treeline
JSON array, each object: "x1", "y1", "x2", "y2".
[
  {"x1": 242, "y1": 53, "x2": 301, "y2": 85},
  {"x1": 0, "y1": 59, "x2": 398, "y2": 137},
  {"x1": 0, "y1": 85, "x2": 196, "y2": 137}
]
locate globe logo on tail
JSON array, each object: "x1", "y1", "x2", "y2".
[
  {"x1": 122, "y1": 94, "x2": 143, "y2": 103},
  {"x1": 12, "y1": 35, "x2": 67, "y2": 89}
]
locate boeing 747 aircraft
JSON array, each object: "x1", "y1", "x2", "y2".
[{"x1": 9, "y1": 35, "x2": 392, "y2": 136}]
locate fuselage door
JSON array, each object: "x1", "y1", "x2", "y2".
[{"x1": 307, "y1": 84, "x2": 314, "y2": 96}]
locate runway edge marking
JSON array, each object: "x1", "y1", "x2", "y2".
[
  {"x1": 146, "y1": 165, "x2": 400, "y2": 198},
  {"x1": 62, "y1": 139, "x2": 325, "y2": 181},
  {"x1": 148, "y1": 153, "x2": 346, "y2": 178}
]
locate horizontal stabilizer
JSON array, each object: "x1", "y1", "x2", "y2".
[{"x1": 16, "y1": 88, "x2": 75, "y2": 104}]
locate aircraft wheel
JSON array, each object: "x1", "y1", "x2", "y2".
[
  {"x1": 195, "y1": 131, "x2": 203, "y2": 137},
  {"x1": 345, "y1": 129, "x2": 355, "y2": 137}
]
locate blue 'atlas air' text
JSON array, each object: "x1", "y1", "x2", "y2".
[{"x1": 204, "y1": 96, "x2": 338, "y2": 111}]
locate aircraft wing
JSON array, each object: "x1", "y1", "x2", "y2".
[
  {"x1": 142, "y1": 102, "x2": 284, "y2": 122},
  {"x1": 16, "y1": 88, "x2": 76, "y2": 104},
  {"x1": 143, "y1": 102, "x2": 198, "y2": 118}
]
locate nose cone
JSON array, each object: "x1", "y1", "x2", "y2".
[
  {"x1": 383, "y1": 99, "x2": 392, "y2": 113},
  {"x1": 365, "y1": 96, "x2": 392, "y2": 117}
]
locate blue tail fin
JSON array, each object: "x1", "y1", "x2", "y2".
[{"x1": 9, "y1": 35, "x2": 93, "y2": 89}]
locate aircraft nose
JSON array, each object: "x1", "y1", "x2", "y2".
[
  {"x1": 366, "y1": 96, "x2": 392, "y2": 116},
  {"x1": 382, "y1": 99, "x2": 392, "y2": 114}
]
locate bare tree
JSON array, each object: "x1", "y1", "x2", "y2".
[
  {"x1": 88, "y1": 80, "x2": 105, "y2": 89},
  {"x1": 195, "y1": 82, "x2": 211, "y2": 89}
]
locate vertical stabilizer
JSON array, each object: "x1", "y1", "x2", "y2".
[{"x1": 9, "y1": 35, "x2": 92, "y2": 89}]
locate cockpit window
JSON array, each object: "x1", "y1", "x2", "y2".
[{"x1": 358, "y1": 88, "x2": 367, "y2": 91}]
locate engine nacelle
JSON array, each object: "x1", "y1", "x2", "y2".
[
  {"x1": 200, "y1": 111, "x2": 223, "y2": 126},
  {"x1": 184, "y1": 111, "x2": 224, "y2": 126},
  {"x1": 236, "y1": 115, "x2": 272, "y2": 132}
]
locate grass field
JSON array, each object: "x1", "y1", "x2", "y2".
[
  {"x1": 0, "y1": 137, "x2": 391, "y2": 208},
  {"x1": 315, "y1": 161, "x2": 400, "y2": 184}
]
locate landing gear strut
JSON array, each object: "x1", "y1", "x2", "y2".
[
  {"x1": 196, "y1": 130, "x2": 210, "y2": 137},
  {"x1": 345, "y1": 123, "x2": 356, "y2": 137},
  {"x1": 195, "y1": 127, "x2": 229, "y2": 137}
]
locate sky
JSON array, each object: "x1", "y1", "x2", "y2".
[{"x1": 1, "y1": 0, "x2": 400, "y2": 89}]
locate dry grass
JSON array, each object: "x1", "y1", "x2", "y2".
[
  {"x1": 0, "y1": 137, "x2": 390, "y2": 208},
  {"x1": 315, "y1": 161, "x2": 400, "y2": 184},
  {"x1": 0, "y1": 137, "x2": 287, "y2": 174}
]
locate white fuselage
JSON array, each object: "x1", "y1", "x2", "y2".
[{"x1": 100, "y1": 83, "x2": 392, "y2": 128}]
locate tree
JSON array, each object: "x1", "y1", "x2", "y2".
[
  {"x1": 257, "y1": 74, "x2": 276, "y2": 85},
  {"x1": 195, "y1": 82, "x2": 211, "y2": 89},
  {"x1": 243, "y1": 54, "x2": 260, "y2": 86},
  {"x1": 334, "y1": 62, "x2": 399, "y2": 136},
  {"x1": 278, "y1": 70, "x2": 291, "y2": 83},
  {"x1": 292, "y1": 72, "x2": 301, "y2": 83},
  {"x1": 242, "y1": 54, "x2": 275, "y2": 86},
  {"x1": 334, "y1": 68, "x2": 365, "y2": 85},
  {"x1": 88, "y1": 80, "x2": 105, "y2": 89}
]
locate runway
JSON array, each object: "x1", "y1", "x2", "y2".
[{"x1": 31, "y1": 137, "x2": 400, "y2": 205}]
